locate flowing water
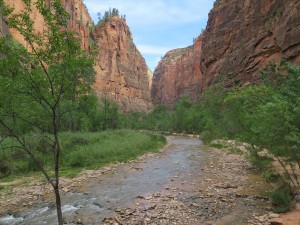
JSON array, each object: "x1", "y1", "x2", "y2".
[{"x1": 0, "y1": 136, "x2": 205, "y2": 225}]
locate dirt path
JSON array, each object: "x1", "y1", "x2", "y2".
[{"x1": 0, "y1": 136, "x2": 298, "y2": 225}]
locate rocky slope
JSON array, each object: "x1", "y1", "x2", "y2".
[
  {"x1": 152, "y1": 36, "x2": 203, "y2": 107},
  {"x1": 93, "y1": 16, "x2": 153, "y2": 111},
  {"x1": 152, "y1": 0, "x2": 300, "y2": 106}
]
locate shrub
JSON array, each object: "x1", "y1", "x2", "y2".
[
  {"x1": 0, "y1": 159, "x2": 11, "y2": 178},
  {"x1": 270, "y1": 187, "x2": 293, "y2": 213},
  {"x1": 263, "y1": 171, "x2": 280, "y2": 183},
  {"x1": 249, "y1": 151, "x2": 273, "y2": 173}
]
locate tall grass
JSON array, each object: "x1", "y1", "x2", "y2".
[
  {"x1": 0, "y1": 130, "x2": 166, "y2": 179},
  {"x1": 60, "y1": 130, "x2": 166, "y2": 168}
]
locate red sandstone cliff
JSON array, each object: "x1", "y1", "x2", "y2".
[
  {"x1": 2, "y1": 0, "x2": 152, "y2": 111},
  {"x1": 3, "y1": 0, "x2": 93, "y2": 51},
  {"x1": 152, "y1": 0, "x2": 300, "y2": 105},
  {"x1": 201, "y1": 0, "x2": 300, "y2": 88},
  {"x1": 93, "y1": 16, "x2": 153, "y2": 111},
  {"x1": 152, "y1": 35, "x2": 203, "y2": 107}
]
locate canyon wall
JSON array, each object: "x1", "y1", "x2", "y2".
[
  {"x1": 152, "y1": 0, "x2": 300, "y2": 106},
  {"x1": 2, "y1": 0, "x2": 152, "y2": 111},
  {"x1": 93, "y1": 17, "x2": 153, "y2": 111},
  {"x1": 152, "y1": 36, "x2": 202, "y2": 107},
  {"x1": 3, "y1": 0, "x2": 93, "y2": 51},
  {"x1": 201, "y1": 0, "x2": 300, "y2": 88}
]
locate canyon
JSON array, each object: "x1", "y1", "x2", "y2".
[
  {"x1": 1, "y1": 0, "x2": 152, "y2": 111},
  {"x1": 152, "y1": 0, "x2": 300, "y2": 106},
  {"x1": 1, "y1": 0, "x2": 300, "y2": 108}
]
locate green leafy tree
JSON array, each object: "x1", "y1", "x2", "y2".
[
  {"x1": 0, "y1": 0, "x2": 95, "y2": 224},
  {"x1": 96, "y1": 8, "x2": 125, "y2": 26},
  {"x1": 99, "y1": 93, "x2": 120, "y2": 130},
  {"x1": 224, "y1": 63, "x2": 300, "y2": 189}
]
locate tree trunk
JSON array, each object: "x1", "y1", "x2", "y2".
[{"x1": 54, "y1": 187, "x2": 63, "y2": 225}]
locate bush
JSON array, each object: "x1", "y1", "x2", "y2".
[
  {"x1": 263, "y1": 171, "x2": 280, "y2": 183},
  {"x1": 0, "y1": 159, "x2": 12, "y2": 178},
  {"x1": 270, "y1": 187, "x2": 293, "y2": 213},
  {"x1": 248, "y1": 151, "x2": 273, "y2": 173}
]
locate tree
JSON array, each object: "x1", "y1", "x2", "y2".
[
  {"x1": 0, "y1": 0, "x2": 95, "y2": 224},
  {"x1": 224, "y1": 63, "x2": 300, "y2": 189},
  {"x1": 96, "y1": 8, "x2": 124, "y2": 26},
  {"x1": 99, "y1": 93, "x2": 120, "y2": 130}
]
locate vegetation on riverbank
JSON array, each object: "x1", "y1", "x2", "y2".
[
  {"x1": 124, "y1": 62, "x2": 300, "y2": 212},
  {"x1": 0, "y1": 130, "x2": 166, "y2": 180}
]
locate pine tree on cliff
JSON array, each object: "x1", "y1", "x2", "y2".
[{"x1": 96, "y1": 8, "x2": 124, "y2": 25}]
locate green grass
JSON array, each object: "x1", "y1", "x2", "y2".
[
  {"x1": 228, "y1": 147, "x2": 243, "y2": 154},
  {"x1": 0, "y1": 130, "x2": 166, "y2": 180},
  {"x1": 0, "y1": 176, "x2": 15, "y2": 182},
  {"x1": 263, "y1": 171, "x2": 280, "y2": 183},
  {"x1": 209, "y1": 143, "x2": 225, "y2": 149}
]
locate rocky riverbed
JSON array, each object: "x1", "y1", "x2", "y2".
[{"x1": 0, "y1": 136, "x2": 298, "y2": 225}]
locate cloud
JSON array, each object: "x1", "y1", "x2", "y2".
[
  {"x1": 83, "y1": 0, "x2": 215, "y2": 70},
  {"x1": 84, "y1": 0, "x2": 214, "y2": 26}
]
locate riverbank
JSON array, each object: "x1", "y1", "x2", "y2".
[{"x1": 0, "y1": 136, "x2": 299, "y2": 224}]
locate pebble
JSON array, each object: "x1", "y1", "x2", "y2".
[
  {"x1": 270, "y1": 218, "x2": 283, "y2": 225},
  {"x1": 269, "y1": 213, "x2": 280, "y2": 219}
]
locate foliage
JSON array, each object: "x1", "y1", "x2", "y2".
[
  {"x1": 0, "y1": 130, "x2": 166, "y2": 177},
  {"x1": 249, "y1": 152, "x2": 273, "y2": 173},
  {"x1": 0, "y1": 0, "x2": 95, "y2": 223},
  {"x1": 124, "y1": 96, "x2": 203, "y2": 134},
  {"x1": 125, "y1": 63, "x2": 300, "y2": 193},
  {"x1": 96, "y1": 8, "x2": 126, "y2": 26},
  {"x1": 98, "y1": 94, "x2": 120, "y2": 130},
  {"x1": 263, "y1": 171, "x2": 280, "y2": 183},
  {"x1": 270, "y1": 187, "x2": 293, "y2": 213}
]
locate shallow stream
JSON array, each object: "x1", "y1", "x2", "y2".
[{"x1": 0, "y1": 136, "x2": 204, "y2": 225}]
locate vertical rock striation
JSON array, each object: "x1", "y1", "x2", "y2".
[
  {"x1": 2, "y1": 0, "x2": 153, "y2": 111},
  {"x1": 152, "y1": 36, "x2": 203, "y2": 107},
  {"x1": 200, "y1": 0, "x2": 300, "y2": 88},
  {"x1": 3, "y1": 0, "x2": 93, "y2": 51},
  {"x1": 93, "y1": 17, "x2": 153, "y2": 111},
  {"x1": 152, "y1": 0, "x2": 300, "y2": 106}
]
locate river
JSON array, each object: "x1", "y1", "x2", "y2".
[{"x1": 0, "y1": 136, "x2": 206, "y2": 224}]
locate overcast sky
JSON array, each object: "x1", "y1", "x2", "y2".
[{"x1": 84, "y1": 0, "x2": 215, "y2": 71}]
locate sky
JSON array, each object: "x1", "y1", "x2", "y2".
[{"x1": 84, "y1": 0, "x2": 215, "y2": 72}]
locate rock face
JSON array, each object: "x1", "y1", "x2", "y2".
[
  {"x1": 61, "y1": 0, "x2": 94, "y2": 51},
  {"x1": 0, "y1": 17, "x2": 9, "y2": 37},
  {"x1": 3, "y1": 0, "x2": 152, "y2": 111},
  {"x1": 93, "y1": 17, "x2": 153, "y2": 111},
  {"x1": 152, "y1": 35, "x2": 203, "y2": 107},
  {"x1": 3, "y1": 0, "x2": 93, "y2": 52},
  {"x1": 152, "y1": 0, "x2": 300, "y2": 105},
  {"x1": 200, "y1": 0, "x2": 300, "y2": 88}
]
